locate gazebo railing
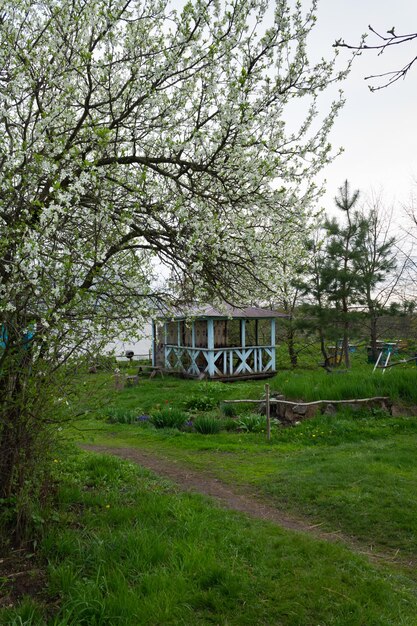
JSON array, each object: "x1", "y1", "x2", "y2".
[{"x1": 164, "y1": 345, "x2": 275, "y2": 377}]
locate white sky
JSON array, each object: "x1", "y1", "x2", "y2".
[{"x1": 308, "y1": 0, "x2": 417, "y2": 214}]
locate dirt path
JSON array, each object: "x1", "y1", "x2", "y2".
[{"x1": 81, "y1": 444, "x2": 412, "y2": 569}]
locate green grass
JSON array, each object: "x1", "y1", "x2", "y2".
[
  {"x1": 8, "y1": 360, "x2": 415, "y2": 623},
  {"x1": 275, "y1": 366, "x2": 417, "y2": 404},
  {"x1": 72, "y1": 361, "x2": 417, "y2": 565},
  {"x1": 86, "y1": 410, "x2": 417, "y2": 562},
  {"x1": 3, "y1": 450, "x2": 417, "y2": 625},
  {"x1": 71, "y1": 361, "x2": 417, "y2": 426}
]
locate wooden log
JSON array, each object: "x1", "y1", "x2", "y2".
[{"x1": 222, "y1": 396, "x2": 389, "y2": 407}]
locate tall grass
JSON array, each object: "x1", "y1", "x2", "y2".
[
  {"x1": 274, "y1": 367, "x2": 417, "y2": 404},
  {"x1": 3, "y1": 451, "x2": 417, "y2": 625}
]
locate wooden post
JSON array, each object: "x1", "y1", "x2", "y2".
[
  {"x1": 207, "y1": 318, "x2": 215, "y2": 376},
  {"x1": 191, "y1": 321, "x2": 196, "y2": 349},
  {"x1": 265, "y1": 383, "x2": 271, "y2": 441},
  {"x1": 114, "y1": 369, "x2": 124, "y2": 391}
]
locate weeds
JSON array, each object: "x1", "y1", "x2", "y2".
[
  {"x1": 221, "y1": 403, "x2": 238, "y2": 417},
  {"x1": 193, "y1": 416, "x2": 222, "y2": 434},
  {"x1": 104, "y1": 408, "x2": 140, "y2": 424},
  {"x1": 150, "y1": 408, "x2": 187, "y2": 429},
  {"x1": 4, "y1": 451, "x2": 417, "y2": 625},
  {"x1": 237, "y1": 414, "x2": 267, "y2": 433},
  {"x1": 185, "y1": 395, "x2": 217, "y2": 411}
]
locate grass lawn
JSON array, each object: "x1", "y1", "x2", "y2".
[
  {"x1": 3, "y1": 361, "x2": 417, "y2": 624},
  {"x1": 73, "y1": 364, "x2": 417, "y2": 563},
  {"x1": 2, "y1": 450, "x2": 417, "y2": 625}
]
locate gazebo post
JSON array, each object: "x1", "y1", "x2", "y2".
[
  {"x1": 207, "y1": 318, "x2": 215, "y2": 377},
  {"x1": 241, "y1": 319, "x2": 246, "y2": 349},
  {"x1": 271, "y1": 318, "x2": 276, "y2": 371},
  {"x1": 164, "y1": 321, "x2": 168, "y2": 368},
  {"x1": 191, "y1": 321, "x2": 196, "y2": 348}
]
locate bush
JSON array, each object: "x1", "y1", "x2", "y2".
[
  {"x1": 237, "y1": 414, "x2": 267, "y2": 433},
  {"x1": 150, "y1": 408, "x2": 187, "y2": 429},
  {"x1": 105, "y1": 408, "x2": 139, "y2": 424},
  {"x1": 185, "y1": 395, "x2": 217, "y2": 411},
  {"x1": 194, "y1": 416, "x2": 222, "y2": 434},
  {"x1": 221, "y1": 403, "x2": 238, "y2": 417},
  {"x1": 222, "y1": 418, "x2": 239, "y2": 432}
]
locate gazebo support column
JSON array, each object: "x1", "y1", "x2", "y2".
[
  {"x1": 207, "y1": 319, "x2": 215, "y2": 377},
  {"x1": 164, "y1": 322, "x2": 168, "y2": 368}
]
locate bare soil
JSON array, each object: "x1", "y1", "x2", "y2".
[
  {"x1": 0, "y1": 547, "x2": 47, "y2": 610},
  {"x1": 82, "y1": 444, "x2": 414, "y2": 570}
]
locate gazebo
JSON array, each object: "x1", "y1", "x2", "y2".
[{"x1": 152, "y1": 305, "x2": 287, "y2": 380}]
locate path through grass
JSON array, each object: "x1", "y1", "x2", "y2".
[{"x1": 2, "y1": 450, "x2": 417, "y2": 625}]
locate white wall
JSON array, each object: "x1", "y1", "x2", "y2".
[{"x1": 106, "y1": 322, "x2": 152, "y2": 360}]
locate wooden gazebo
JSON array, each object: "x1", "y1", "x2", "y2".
[{"x1": 152, "y1": 305, "x2": 287, "y2": 380}]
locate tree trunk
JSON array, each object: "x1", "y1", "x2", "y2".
[
  {"x1": 370, "y1": 310, "x2": 379, "y2": 362},
  {"x1": 0, "y1": 332, "x2": 47, "y2": 543},
  {"x1": 286, "y1": 324, "x2": 298, "y2": 368},
  {"x1": 342, "y1": 299, "x2": 350, "y2": 368},
  {"x1": 319, "y1": 330, "x2": 329, "y2": 366}
]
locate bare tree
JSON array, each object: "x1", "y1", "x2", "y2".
[
  {"x1": 354, "y1": 193, "x2": 405, "y2": 360},
  {"x1": 334, "y1": 26, "x2": 417, "y2": 90}
]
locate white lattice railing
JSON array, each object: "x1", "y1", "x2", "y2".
[{"x1": 164, "y1": 345, "x2": 275, "y2": 377}]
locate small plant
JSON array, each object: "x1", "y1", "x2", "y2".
[
  {"x1": 150, "y1": 407, "x2": 187, "y2": 429},
  {"x1": 136, "y1": 414, "x2": 151, "y2": 425},
  {"x1": 237, "y1": 414, "x2": 267, "y2": 433},
  {"x1": 222, "y1": 418, "x2": 239, "y2": 432},
  {"x1": 221, "y1": 403, "x2": 237, "y2": 417},
  {"x1": 105, "y1": 408, "x2": 139, "y2": 424},
  {"x1": 185, "y1": 395, "x2": 217, "y2": 411},
  {"x1": 193, "y1": 416, "x2": 222, "y2": 434}
]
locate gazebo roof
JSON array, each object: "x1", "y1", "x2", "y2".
[{"x1": 157, "y1": 304, "x2": 288, "y2": 320}]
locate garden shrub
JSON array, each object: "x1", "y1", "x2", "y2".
[
  {"x1": 194, "y1": 416, "x2": 222, "y2": 434},
  {"x1": 105, "y1": 408, "x2": 139, "y2": 424},
  {"x1": 222, "y1": 418, "x2": 239, "y2": 432},
  {"x1": 150, "y1": 408, "x2": 187, "y2": 429},
  {"x1": 237, "y1": 414, "x2": 267, "y2": 433},
  {"x1": 185, "y1": 395, "x2": 217, "y2": 411},
  {"x1": 221, "y1": 403, "x2": 237, "y2": 417}
]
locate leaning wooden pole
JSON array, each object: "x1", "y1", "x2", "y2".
[{"x1": 265, "y1": 383, "x2": 271, "y2": 441}]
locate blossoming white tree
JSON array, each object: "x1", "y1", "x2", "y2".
[{"x1": 0, "y1": 0, "x2": 346, "y2": 533}]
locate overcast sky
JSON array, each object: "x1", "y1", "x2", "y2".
[{"x1": 308, "y1": 0, "x2": 417, "y2": 214}]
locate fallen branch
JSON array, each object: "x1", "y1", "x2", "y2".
[{"x1": 222, "y1": 396, "x2": 389, "y2": 407}]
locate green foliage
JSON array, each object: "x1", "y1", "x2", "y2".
[
  {"x1": 193, "y1": 416, "x2": 222, "y2": 434},
  {"x1": 221, "y1": 403, "x2": 238, "y2": 417},
  {"x1": 104, "y1": 408, "x2": 139, "y2": 424},
  {"x1": 4, "y1": 450, "x2": 417, "y2": 625},
  {"x1": 150, "y1": 408, "x2": 187, "y2": 430},
  {"x1": 237, "y1": 414, "x2": 267, "y2": 433},
  {"x1": 221, "y1": 418, "x2": 239, "y2": 432},
  {"x1": 185, "y1": 382, "x2": 224, "y2": 413},
  {"x1": 185, "y1": 395, "x2": 217, "y2": 411}
]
